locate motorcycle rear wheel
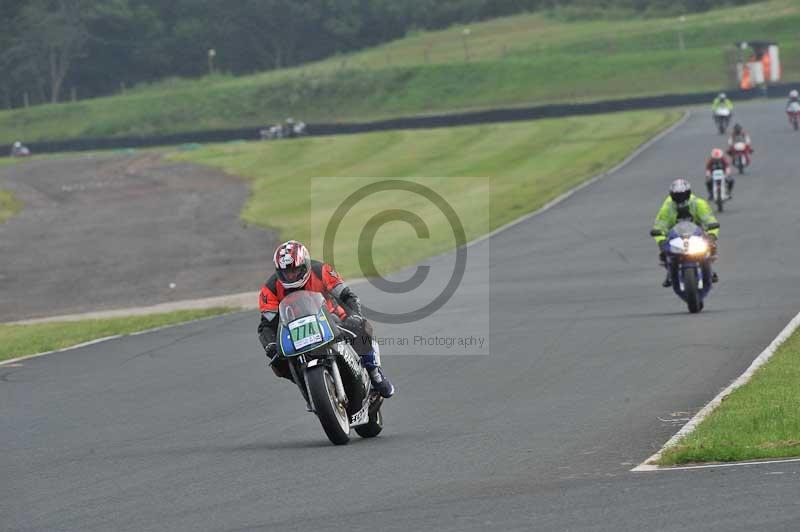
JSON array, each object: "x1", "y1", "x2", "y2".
[
  {"x1": 684, "y1": 268, "x2": 702, "y2": 314},
  {"x1": 355, "y1": 407, "x2": 383, "y2": 438},
  {"x1": 307, "y1": 366, "x2": 351, "y2": 445}
]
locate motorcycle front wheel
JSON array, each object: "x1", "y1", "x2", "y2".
[
  {"x1": 307, "y1": 366, "x2": 351, "y2": 445},
  {"x1": 683, "y1": 267, "x2": 702, "y2": 314},
  {"x1": 715, "y1": 182, "x2": 724, "y2": 212}
]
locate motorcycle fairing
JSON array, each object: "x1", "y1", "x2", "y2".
[{"x1": 279, "y1": 308, "x2": 335, "y2": 357}]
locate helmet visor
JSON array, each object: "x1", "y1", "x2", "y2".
[
  {"x1": 277, "y1": 263, "x2": 308, "y2": 285},
  {"x1": 671, "y1": 190, "x2": 691, "y2": 205}
]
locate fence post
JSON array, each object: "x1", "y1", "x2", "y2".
[
  {"x1": 461, "y1": 28, "x2": 472, "y2": 62},
  {"x1": 23, "y1": 92, "x2": 29, "y2": 108}
]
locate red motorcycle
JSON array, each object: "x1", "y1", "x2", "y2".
[
  {"x1": 788, "y1": 101, "x2": 800, "y2": 131},
  {"x1": 729, "y1": 142, "x2": 750, "y2": 174}
]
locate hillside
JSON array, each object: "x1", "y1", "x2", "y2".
[{"x1": 1, "y1": 0, "x2": 796, "y2": 144}]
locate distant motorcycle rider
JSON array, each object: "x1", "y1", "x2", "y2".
[
  {"x1": 727, "y1": 123, "x2": 753, "y2": 166},
  {"x1": 10, "y1": 141, "x2": 29, "y2": 157},
  {"x1": 652, "y1": 179, "x2": 720, "y2": 287},
  {"x1": 787, "y1": 89, "x2": 800, "y2": 127},
  {"x1": 711, "y1": 92, "x2": 734, "y2": 114},
  {"x1": 705, "y1": 148, "x2": 733, "y2": 199},
  {"x1": 258, "y1": 240, "x2": 395, "y2": 398},
  {"x1": 787, "y1": 89, "x2": 799, "y2": 110}
]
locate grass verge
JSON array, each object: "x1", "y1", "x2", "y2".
[
  {"x1": 0, "y1": 308, "x2": 236, "y2": 363},
  {"x1": 659, "y1": 327, "x2": 800, "y2": 465},
  {"x1": 0, "y1": 0, "x2": 795, "y2": 143},
  {"x1": 0, "y1": 157, "x2": 22, "y2": 169},
  {"x1": 0, "y1": 187, "x2": 22, "y2": 223},
  {"x1": 173, "y1": 109, "x2": 681, "y2": 278}
]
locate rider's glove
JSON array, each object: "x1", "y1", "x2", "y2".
[
  {"x1": 341, "y1": 314, "x2": 364, "y2": 333},
  {"x1": 707, "y1": 234, "x2": 718, "y2": 256},
  {"x1": 264, "y1": 342, "x2": 278, "y2": 362}
]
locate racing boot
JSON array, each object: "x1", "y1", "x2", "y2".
[
  {"x1": 712, "y1": 271, "x2": 719, "y2": 283},
  {"x1": 368, "y1": 366, "x2": 395, "y2": 398},
  {"x1": 727, "y1": 179, "x2": 734, "y2": 199},
  {"x1": 360, "y1": 347, "x2": 394, "y2": 398},
  {"x1": 659, "y1": 251, "x2": 671, "y2": 287},
  {"x1": 705, "y1": 179, "x2": 713, "y2": 200}
]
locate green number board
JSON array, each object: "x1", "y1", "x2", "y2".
[{"x1": 288, "y1": 315, "x2": 323, "y2": 350}]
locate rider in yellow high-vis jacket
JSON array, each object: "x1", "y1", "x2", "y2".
[
  {"x1": 652, "y1": 179, "x2": 719, "y2": 287},
  {"x1": 711, "y1": 92, "x2": 734, "y2": 113}
]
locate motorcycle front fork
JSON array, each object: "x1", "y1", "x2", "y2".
[{"x1": 706, "y1": 179, "x2": 734, "y2": 196}]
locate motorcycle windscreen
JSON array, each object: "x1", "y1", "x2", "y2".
[
  {"x1": 278, "y1": 291, "x2": 336, "y2": 356},
  {"x1": 669, "y1": 221, "x2": 702, "y2": 239}
]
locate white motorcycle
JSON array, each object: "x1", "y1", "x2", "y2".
[
  {"x1": 713, "y1": 107, "x2": 732, "y2": 135},
  {"x1": 787, "y1": 101, "x2": 800, "y2": 131},
  {"x1": 711, "y1": 169, "x2": 729, "y2": 212}
]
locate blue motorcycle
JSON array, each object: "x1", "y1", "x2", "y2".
[{"x1": 651, "y1": 221, "x2": 719, "y2": 313}]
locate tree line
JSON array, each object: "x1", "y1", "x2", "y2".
[{"x1": 0, "y1": 0, "x2": 757, "y2": 109}]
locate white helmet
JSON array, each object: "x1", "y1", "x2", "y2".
[
  {"x1": 790, "y1": 89, "x2": 799, "y2": 99},
  {"x1": 13, "y1": 141, "x2": 21, "y2": 149},
  {"x1": 669, "y1": 178, "x2": 692, "y2": 207},
  {"x1": 718, "y1": 92, "x2": 727, "y2": 100}
]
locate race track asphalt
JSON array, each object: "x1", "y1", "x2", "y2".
[{"x1": 2, "y1": 100, "x2": 800, "y2": 532}]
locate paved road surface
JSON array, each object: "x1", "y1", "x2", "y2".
[
  {"x1": 3, "y1": 101, "x2": 800, "y2": 531},
  {"x1": 0, "y1": 153, "x2": 273, "y2": 321}
]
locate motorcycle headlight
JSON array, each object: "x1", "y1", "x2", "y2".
[{"x1": 687, "y1": 238, "x2": 709, "y2": 255}]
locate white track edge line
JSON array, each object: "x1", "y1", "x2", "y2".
[
  {"x1": 0, "y1": 335, "x2": 124, "y2": 366},
  {"x1": 632, "y1": 310, "x2": 800, "y2": 472},
  {"x1": 0, "y1": 311, "x2": 241, "y2": 367},
  {"x1": 634, "y1": 457, "x2": 800, "y2": 472}
]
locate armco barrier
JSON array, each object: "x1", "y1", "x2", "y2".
[{"x1": 2, "y1": 83, "x2": 794, "y2": 156}]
